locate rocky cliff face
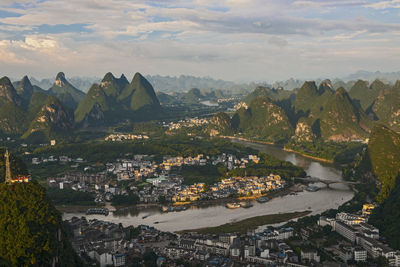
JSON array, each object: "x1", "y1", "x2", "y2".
[
  {"x1": 55, "y1": 72, "x2": 67, "y2": 87},
  {"x1": 23, "y1": 96, "x2": 73, "y2": 139},
  {"x1": 208, "y1": 112, "x2": 233, "y2": 136},
  {"x1": 294, "y1": 118, "x2": 317, "y2": 142}
]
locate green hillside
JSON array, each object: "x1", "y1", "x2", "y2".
[
  {"x1": 74, "y1": 83, "x2": 109, "y2": 123},
  {"x1": 370, "y1": 178, "x2": 400, "y2": 250},
  {"x1": 367, "y1": 125, "x2": 400, "y2": 250},
  {"x1": 23, "y1": 96, "x2": 74, "y2": 142},
  {"x1": 100, "y1": 72, "x2": 129, "y2": 97},
  {"x1": 76, "y1": 72, "x2": 161, "y2": 125},
  {"x1": 124, "y1": 72, "x2": 160, "y2": 111},
  {"x1": 319, "y1": 87, "x2": 371, "y2": 141},
  {"x1": 0, "y1": 102, "x2": 27, "y2": 135},
  {"x1": 0, "y1": 150, "x2": 81, "y2": 266},
  {"x1": 367, "y1": 124, "x2": 400, "y2": 202},
  {"x1": 0, "y1": 181, "x2": 82, "y2": 266},
  {"x1": 48, "y1": 72, "x2": 85, "y2": 109},
  {"x1": 233, "y1": 97, "x2": 293, "y2": 143},
  {"x1": 371, "y1": 80, "x2": 400, "y2": 131},
  {"x1": 294, "y1": 81, "x2": 334, "y2": 120},
  {"x1": 15, "y1": 76, "x2": 35, "y2": 102}
]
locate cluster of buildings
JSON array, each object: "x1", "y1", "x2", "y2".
[
  {"x1": 107, "y1": 156, "x2": 156, "y2": 181},
  {"x1": 210, "y1": 175, "x2": 284, "y2": 199},
  {"x1": 163, "y1": 117, "x2": 208, "y2": 131},
  {"x1": 65, "y1": 217, "x2": 176, "y2": 267},
  {"x1": 160, "y1": 153, "x2": 260, "y2": 172},
  {"x1": 104, "y1": 134, "x2": 149, "y2": 142},
  {"x1": 47, "y1": 172, "x2": 108, "y2": 190},
  {"x1": 31, "y1": 155, "x2": 84, "y2": 165},
  {"x1": 68, "y1": 214, "x2": 312, "y2": 267},
  {"x1": 211, "y1": 153, "x2": 260, "y2": 170},
  {"x1": 234, "y1": 102, "x2": 248, "y2": 110},
  {"x1": 318, "y1": 204, "x2": 400, "y2": 266},
  {"x1": 160, "y1": 154, "x2": 207, "y2": 170},
  {"x1": 171, "y1": 174, "x2": 284, "y2": 204},
  {"x1": 42, "y1": 150, "x2": 271, "y2": 207},
  {"x1": 172, "y1": 183, "x2": 205, "y2": 202},
  {"x1": 160, "y1": 226, "x2": 316, "y2": 266}
]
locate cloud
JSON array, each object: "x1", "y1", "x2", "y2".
[
  {"x1": 367, "y1": 0, "x2": 400, "y2": 9},
  {"x1": 268, "y1": 36, "x2": 288, "y2": 47},
  {"x1": 0, "y1": 0, "x2": 399, "y2": 81}
]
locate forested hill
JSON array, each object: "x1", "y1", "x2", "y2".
[
  {"x1": 0, "y1": 151, "x2": 82, "y2": 266},
  {"x1": 360, "y1": 124, "x2": 400, "y2": 249}
]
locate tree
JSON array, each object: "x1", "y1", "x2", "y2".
[{"x1": 376, "y1": 256, "x2": 389, "y2": 267}]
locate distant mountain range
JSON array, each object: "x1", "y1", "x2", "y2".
[
  {"x1": 19, "y1": 70, "x2": 400, "y2": 94},
  {"x1": 342, "y1": 70, "x2": 400, "y2": 84}
]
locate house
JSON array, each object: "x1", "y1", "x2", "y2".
[
  {"x1": 112, "y1": 253, "x2": 126, "y2": 267},
  {"x1": 354, "y1": 247, "x2": 367, "y2": 262},
  {"x1": 301, "y1": 249, "x2": 320, "y2": 263}
]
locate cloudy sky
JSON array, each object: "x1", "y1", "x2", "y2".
[{"x1": 0, "y1": 0, "x2": 399, "y2": 82}]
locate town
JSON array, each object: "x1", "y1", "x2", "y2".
[
  {"x1": 163, "y1": 117, "x2": 209, "y2": 131},
  {"x1": 65, "y1": 202, "x2": 400, "y2": 267},
  {"x1": 44, "y1": 152, "x2": 271, "y2": 207}
]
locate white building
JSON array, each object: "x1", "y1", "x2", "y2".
[{"x1": 354, "y1": 247, "x2": 367, "y2": 262}]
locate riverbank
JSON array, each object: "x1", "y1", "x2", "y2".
[
  {"x1": 178, "y1": 210, "x2": 312, "y2": 234},
  {"x1": 221, "y1": 135, "x2": 335, "y2": 164},
  {"x1": 282, "y1": 148, "x2": 333, "y2": 163},
  {"x1": 177, "y1": 182, "x2": 308, "y2": 208},
  {"x1": 219, "y1": 135, "x2": 275, "y2": 145}
]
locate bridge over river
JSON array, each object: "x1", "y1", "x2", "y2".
[{"x1": 293, "y1": 176, "x2": 360, "y2": 188}]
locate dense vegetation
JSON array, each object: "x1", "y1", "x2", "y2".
[
  {"x1": 367, "y1": 124, "x2": 400, "y2": 202},
  {"x1": 30, "y1": 137, "x2": 256, "y2": 166},
  {"x1": 179, "y1": 164, "x2": 226, "y2": 185},
  {"x1": 370, "y1": 178, "x2": 400, "y2": 249},
  {"x1": 284, "y1": 140, "x2": 365, "y2": 163},
  {"x1": 47, "y1": 188, "x2": 95, "y2": 206},
  {"x1": 0, "y1": 181, "x2": 82, "y2": 266},
  {"x1": 111, "y1": 193, "x2": 140, "y2": 206}
]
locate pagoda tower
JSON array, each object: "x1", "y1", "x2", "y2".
[{"x1": 5, "y1": 149, "x2": 12, "y2": 184}]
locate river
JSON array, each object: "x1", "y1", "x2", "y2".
[{"x1": 63, "y1": 140, "x2": 354, "y2": 232}]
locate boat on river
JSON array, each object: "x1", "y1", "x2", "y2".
[
  {"x1": 226, "y1": 202, "x2": 241, "y2": 209},
  {"x1": 239, "y1": 201, "x2": 253, "y2": 208},
  {"x1": 257, "y1": 197, "x2": 269, "y2": 203},
  {"x1": 86, "y1": 207, "x2": 109, "y2": 216},
  {"x1": 162, "y1": 205, "x2": 189, "y2": 212},
  {"x1": 306, "y1": 185, "x2": 320, "y2": 192}
]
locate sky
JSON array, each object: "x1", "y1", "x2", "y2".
[{"x1": 0, "y1": 0, "x2": 399, "y2": 82}]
